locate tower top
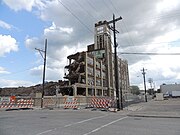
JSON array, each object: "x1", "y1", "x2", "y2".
[{"x1": 95, "y1": 20, "x2": 109, "y2": 27}]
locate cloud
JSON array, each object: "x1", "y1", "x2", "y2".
[
  {"x1": 25, "y1": 36, "x2": 43, "y2": 49},
  {"x1": 29, "y1": 44, "x2": 85, "y2": 80},
  {"x1": 0, "y1": 35, "x2": 18, "y2": 57},
  {"x1": 23, "y1": 0, "x2": 180, "y2": 88},
  {"x1": 0, "y1": 79, "x2": 34, "y2": 88},
  {"x1": 0, "y1": 20, "x2": 12, "y2": 29},
  {"x1": 2, "y1": 0, "x2": 35, "y2": 11},
  {"x1": 129, "y1": 46, "x2": 180, "y2": 89},
  {"x1": 156, "y1": 0, "x2": 180, "y2": 13},
  {"x1": 29, "y1": 64, "x2": 62, "y2": 81},
  {"x1": 0, "y1": 67, "x2": 10, "y2": 74},
  {"x1": 2, "y1": 0, "x2": 47, "y2": 12},
  {"x1": 25, "y1": 20, "x2": 89, "y2": 81}
]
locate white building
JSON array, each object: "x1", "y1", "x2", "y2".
[{"x1": 160, "y1": 84, "x2": 180, "y2": 97}]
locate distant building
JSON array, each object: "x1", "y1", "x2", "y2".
[
  {"x1": 60, "y1": 20, "x2": 130, "y2": 98},
  {"x1": 160, "y1": 83, "x2": 180, "y2": 97}
]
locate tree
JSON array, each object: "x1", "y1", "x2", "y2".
[{"x1": 130, "y1": 85, "x2": 140, "y2": 95}]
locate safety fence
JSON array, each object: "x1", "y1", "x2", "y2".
[
  {"x1": 0, "y1": 96, "x2": 34, "y2": 110},
  {"x1": 0, "y1": 96, "x2": 120, "y2": 110},
  {"x1": 64, "y1": 97, "x2": 78, "y2": 109},
  {"x1": 89, "y1": 97, "x2": 116, "y2": 109},
  {"x1": 38, "y1": 96, "x2": 118, "y2": 110}
]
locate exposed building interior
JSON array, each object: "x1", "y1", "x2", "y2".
[{"x1": 59, "y1": 20, "x2": 130, "y2": 98}]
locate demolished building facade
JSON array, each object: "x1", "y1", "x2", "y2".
[{"x1": 60, "y1": 20, "x2": 130, "y2": 98}]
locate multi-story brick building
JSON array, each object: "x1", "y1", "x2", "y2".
[{"x1": 60, "y1": 20, "x2": 130, "y2": 98}]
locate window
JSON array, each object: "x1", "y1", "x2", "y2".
[
  {"x1": 97, "y1": 26, "x2": 103, "y2": 34},
  {"x1": 87, "y1": 57, "x2": 93, "y2": 65}
]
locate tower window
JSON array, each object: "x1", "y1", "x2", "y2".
[{"x1": 97, "y1": 26, "x2": 103, "y2": 34}]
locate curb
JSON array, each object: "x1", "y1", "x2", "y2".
[
  {"x1": 127, "y1": 114, "x2": 180, "y2": 119},
  {"x1": 5, "y1": 108, "x2": 33, "y2": 111}
]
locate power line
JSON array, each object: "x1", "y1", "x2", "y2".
[
  {"x1": 74, "y1": 0, "x2": 97, "y2": 21},
  {"x1": 102, "y1": 0, "x2": 114, "y2": 14},
  {"x1": 121, "y1": 20, "x2": 135, "y2": 46},
  {"x1": 118, "y1": 21, "x2": 140, "y2": 61},
  {"x1": 107, "y1": 1, "x2": 180, "y2": 26},
  {"x1": 109, "y1": 0, "x2": 119, "y2": 14},
  {"x1": 0, "y1": 67, "x2": 34, "y2": 78},
  {"x1": 57, "y1": 0, "x2": 93, "y2": 34},
  {"x1": 102, "y1": 0, "x2": 136, "y2": 54},
  {"x1": 86, "y1": 0, "x2": 106, "y2": 19},
  {"x1": 120, "y1": 52, "x2": 180, "y2": 55},
  {"x1": 118, "y1": 40, "x2": 180, "y2": 48},
  {"x1": 86, "y1": 0, "x2": 96, "y2": 11},
  {"x1": 86, "y1": 0, "x2": 99, "y2": 14},
  {"x1": 118, "y1": 24, "x2": 133, "y2": 48},
  {"x1": 127, "y1": 10, "x2": 180, "y2": 27},
  {"x1": 146, "y1": 10, "x2": 180, "y2": 22}
]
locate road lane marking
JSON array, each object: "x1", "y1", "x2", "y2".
[
  {"x1": 36, "y1": 129, "x2": 52, "y2": 135},
  {"x1": 83, "y1": 116, "x2": 128, "y2": 135},
  {"x1": 35, "y1": 114, "x2": 108, "y2": 135},
  {"x1": 35, "y1": 114, "x2": 109, "y2": 135},
  {"x1": 64, "y1": 114, "x2": 109, "y2": 127}
]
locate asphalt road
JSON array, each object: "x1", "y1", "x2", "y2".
[{"x1": 0, "y1": 109, "x2": 180, "y2": 135}]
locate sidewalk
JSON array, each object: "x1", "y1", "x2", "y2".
[{"x1": 125, "y1": 98, "x2": 180, "y2": 118}]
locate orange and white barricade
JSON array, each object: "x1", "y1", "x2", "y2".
[
  {"x1": 90, "y1": 97, "x2": 115, "y2": 109},
  {"x1": 0, "y1": 97, "x2": 15, "y2": 109},
  {"x1": 0, "y1": 97, "x2": 34, "y2": 109},
  {"x1": 64, "y1": 97, "x2": 79, "y2": 109},
  {"x1": 17, "y1": 99, "x2": 34, "y2": 108},
  {"x1": 0, "y1": 101, "x2": 15, "y2": 109}
]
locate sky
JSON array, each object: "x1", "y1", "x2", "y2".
[{"x1": 1, "y1": 0, "x2": 180, "y2": 90}]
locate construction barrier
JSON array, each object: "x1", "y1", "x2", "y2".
[
  {"x1": 0, "y1": 96, "x2": 124, "y2": 111},
  {"x1": 0, "y1": 97, "x2": 14, "y2": 109},
  {"x1": 0, "y1": 100, "x2": 15, "y2": 109},
  {"x1": 17, "y1": 99, "x2": 34, "y2": 108},
  {"x1": 90, "y1": 97, "x2": 115, "y2": 109},
  {"x1": 0, "y1": 97, "x2": 34, "y2": 109},
  {"x1": 64, "y1": 97, "x2": 79, "y2": 109},
  {"x1": 43, "y1": 98, "x2": 55, "y2": 108}
]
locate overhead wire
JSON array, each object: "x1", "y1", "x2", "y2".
[
  {"x1": 144, "y1": 9, "x2": 180, "y2": 21},
  {"x1": 121, "y1": 20, "x2": 135, "y2": 46},
  {"x1": 120, "y1": 52, "x2": 180, "y2": 55},
  {"x1": 107, "y1": 1, "x2": 180, "y2": 46},
  {"x1": 0, "y1": 66, "x2": 36, "y2": 78},
  {"x1": 102, "y1": 0, "x2": 114, "y2": 14},
  {"x1": 57, "y1": 0, "x2": 94, "y2": 35},
  {"x1": 86, "y1": 0, "x2": 107, "y2": 19},
  {"x1": 106, "y1": 0, "x2": 137, "y2": 56},
  {"x1": 102, "y1": 0, "x2": 135, "y2": 47},
  {"x1": 109, "y1": 0, "x2": 119, "y2": 15},
  {"x1": 119, "y1": 40, "x2": 180, "y2": 47},
  {"x1": 74, "y1": 0, "x2": 97, "y2": 21},
  {"x1": 117, "y1": 6, "x2": 180, "y2": 28},
  {"x1": 126, "y1": 9, "x2": 180, "y2": 27},
  {"x1": 0, "y1": 54, "x2": 68, "y2": 78},
  {"x1": 118, "y1": 25, "x2": 133, "y2": 48},
  {"x1": 58, "y1": 0, "x2": 180, "y2": 54}
]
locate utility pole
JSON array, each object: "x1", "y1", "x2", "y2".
[
  {"x1": 108, "y1": 14, "x2": 122, "y2": 110},
  {"x1": 35, "y1": 39, "x2": 47, "y2": 108},
  {"x1": 141, "y1": 68, "x2": 147, "y2": 102}
]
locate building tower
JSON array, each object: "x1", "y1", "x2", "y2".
[{"x1": 94, "y1": 21, "x2": 114, "y2": 97}]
